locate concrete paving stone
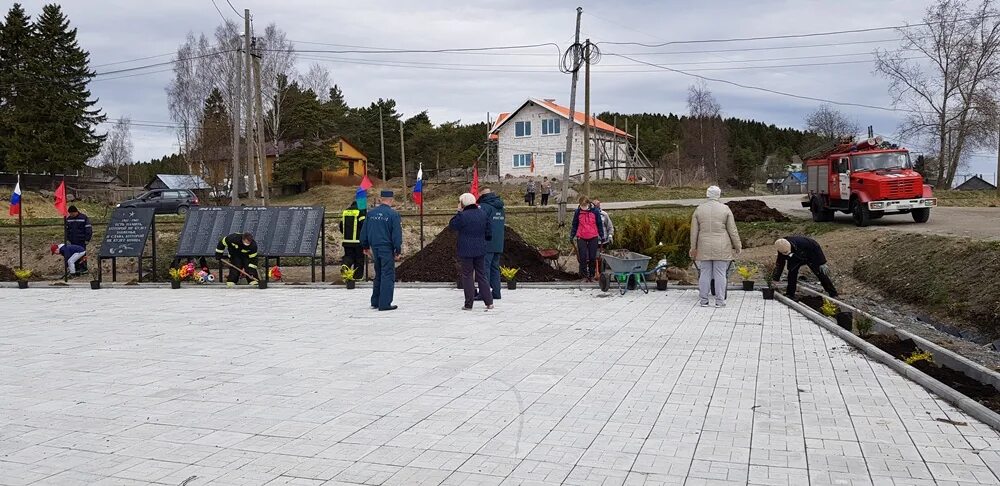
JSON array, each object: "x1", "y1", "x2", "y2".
[{"x1": 4, "y1": 288, "x2": 1000, "y2": 484}]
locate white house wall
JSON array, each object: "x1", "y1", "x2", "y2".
[{"x1": 496, "y1": 102, "x2": 628, "y2": 179}]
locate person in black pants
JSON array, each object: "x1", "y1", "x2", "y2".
[
  {"x1": 339, "y1": 201, "x2": 366, "y2": 275},
  {"x1": 215, "y1": 232, "x2": 259, "y2": 286},
  {"x1": 772, "y1": 236, "x2": 838, "y2": 298},
  {"x1": 450, "y1": 192, "x2": 494, "y2": 310},
  {"x1": 570, "y1": 197, "x2": 605, "y2": 282}
]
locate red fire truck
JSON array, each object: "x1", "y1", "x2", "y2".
[{"x1": 801, "y1": 137, "x2": 936, "y2": 227}]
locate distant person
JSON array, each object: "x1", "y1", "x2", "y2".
[
  {"x1": 525, "y1": 178, "x2": 537, "y2": 206},
  {"x1": 689, "y1": 186, "x2": 742, "y2": 307},
  {"x1": 540, "y1": 178, "x2": 552, "y2": 206},
  {"x1": 215, "y1": 232, "x2": 259, "y2": 286},
  {"x1": 570, "y1": 196, "x2": 604, "y2": 282},
  {"x1": 51, "y1": 243, "x2": 86, "y2": 276},
  {"x1": 772, "y1": 236, "x2": 838, "y2": 298},
  {"x1": 477, "y1": 187, "x2": 506, "y2": 301},
  {"x1": 339, "y1": 201, "x2": 366, "y2": 276},
  {"x1": 593, "y1": 199, "x2": 614, "y2": 246},
  {"x1": 360, "y1": 190, "x2": 402, "y2": 311},
  {"x1": 65, "y1": 205, "x2": 92, "y2": 249},
  {"x1": 450, "y1": 193, "x2": 494, "y2": 311}
]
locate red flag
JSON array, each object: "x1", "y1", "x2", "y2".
[
  {"x1": 54, "y1": 180, "x2": 68, "y2": 217},
  {"x1": 530, "y1": 153, "x2": 535, "y2": 173},
  {"x1": 470, "y1": 165, "x2": 479, "y2": 197},
  {"x1": 359, "y1": 174, "x2": 373, "y2": 191}
]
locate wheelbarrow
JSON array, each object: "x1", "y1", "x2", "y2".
[{"x1": 599, "y1": 251, "x2": 653, "y2": 295}]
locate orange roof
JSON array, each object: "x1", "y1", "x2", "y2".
[{"x1": 489, "y1": 99, "x2": 632, "y2": 138}]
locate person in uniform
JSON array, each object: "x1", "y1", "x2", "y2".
[
  {"x1": 360, "y1": 190, "x2": 402, "y2": 311},
  {"x1": 339, "y1": 201, "x2": 366, "y2": 275},
  {"x1": 215, "y1": 232, "x2": 259, "y2": 286}
]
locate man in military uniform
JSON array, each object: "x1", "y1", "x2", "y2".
[
  {"x1": 360, "y1": 190, "x2": 402, "y2": 311},
  {"x1": 339, "y1": 201, "x2": 366, "y2": 276},
  {"x1": 215, "y1": 232, "x2": 259, "y2": 286}
]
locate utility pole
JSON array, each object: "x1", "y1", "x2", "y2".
[
  {"x1": 379, "y1": 107, "x2": 386, "y2": 180},
  {"x1": 996, "y1": 127, "x2": 1000, "y2": 192},
  {"x1": 252, "y1": 37, "x2": 269, "y2": 205},
  {"x1": 558, "y1": 7, "x2": 583, "y2": 226},
  {"x1": 230, "y1": 29, "x2": 243, "y2": 206},
  {"x1": 583, "y1": 38, "x2": 591, "y2": 197},
  {"x1": 399, "y1": 120, "x2": 407, "y2": 193},
  {"x1": 613, "y1": 115, "x2": 618, "y2": 181},
  {"x1": 243, "y1": 9, "x2": 257, "y2": 203}
]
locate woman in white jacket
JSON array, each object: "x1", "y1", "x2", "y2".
[{"x1": 689, "y1": 186, "x2": 742, "y2": 307}]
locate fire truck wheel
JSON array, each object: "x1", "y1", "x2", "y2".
[
  {"x1": 911, "y1": 208, "x2": 930, "y2": 223},
  {"x1": 870, "y1": 211, "x2": 884, "y2": 219},
  {"x1": 810, "y1": 198, "x2": 833, "y2": 222},
  {"x1": 852, "y1": 201, "x2": 871, "y2": 227}
]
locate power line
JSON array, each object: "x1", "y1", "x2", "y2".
[
  {"x1": 224, "y1": 0, "x2": 244, "y2": 19},
  {"x1": 613, "y1": 38, "x2": 907, "y2": 56},
  {"x1": 263, "y1": 42, "x2": 563, "y2": 56},
  {"x1": 93, "y1": 51, "x2": 177, "y2": 68},
  {"x1": 598, "y1": 12, "x2": 1000, "y2": 47},
  {"x1": 209, "y1": 0, "x2": 230, "y2": 24},
  {"x1": 606, "y1": 52, "x2": 908, "y2": 113}
]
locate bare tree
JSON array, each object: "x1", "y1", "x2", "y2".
[
  {"x1": 99, "y1": 116, "x2": 133, "y2": 183},
  {"x1": 300, "y1": 63, "x2": 332, "y2": 102},
  {"x1": 805, "y1": 105, "x2": 858, "y2": 141},
  {"x1": 686, "y1": 81, "x2": 727, "y2": 181},
  {"x1": 257, "y1": 24, "x2": 296, "y2": 161},
  {"x1": 876, "y1": 0, "x2": 1000, "y2": 188}
]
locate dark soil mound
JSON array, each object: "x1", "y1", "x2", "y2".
[
  {"x1": 0, "y1": 264, "x2": 16, "y2": 281},
  {"x1": 397, "y1": 226, "x2": 575, "y2": 282},
  {"x1": 726, "y1": 199, "x2": 789, "y2": 222}
]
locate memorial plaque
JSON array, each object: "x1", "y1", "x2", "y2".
[
  {"x1": 175, "y1": 206, "x2": 324, "y2": 257},
  {"x1": 99, "y1": 208, "x2": 155, "y2": 258}
]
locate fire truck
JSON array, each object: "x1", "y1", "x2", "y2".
[{"x1": 801, "y1": 137, "x2": 936, "y2": 227}]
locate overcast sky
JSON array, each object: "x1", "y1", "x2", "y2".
[{"x1": 19, "y1": 0, "x2": 998, "y2": 182}]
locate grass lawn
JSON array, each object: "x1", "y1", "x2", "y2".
[{"x1": 935, "y1": 190, "x2": 1000, "y2": 207}]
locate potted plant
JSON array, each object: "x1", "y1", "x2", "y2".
[
  {"x1": 90, "y1": 279, "x2": 100, "y2": 290},
  {"x1": 760, "y1": 263, "x2": 776, "y2": 300},
  {"x1": 14, "y1": 268, "x2": 31, "y2": 289},
  {"x1": 736, "y1": 264, "x2": 756, "y2": 291},
  {"x1": 168, "y1": 268, "x2": 182, "y2": 289},
  {"x1": 652, "y1": 260, "x2": 669, "y2": 291},
  {"x1": 854, "y1": 312, "x2": 874, "y2": 339},
  {"x1": 500, "y1": 266, "x2": 519, "y2": 290},
  {"x1": 341, "y1": 265, "x2": 357, "y2": 289},
  {"x1": 821, "y1": 298, "x2": 852, "y2": 331}
]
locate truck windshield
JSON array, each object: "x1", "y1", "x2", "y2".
[{"x1": 851, "y1": 152, "x2": 910, "y2": 171}]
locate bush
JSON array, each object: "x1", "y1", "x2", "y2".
[{"x1": 613, "y1": 214, "x2": 691, "y2": 269}]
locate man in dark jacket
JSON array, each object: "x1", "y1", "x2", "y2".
[
  {"x1": 450, "y1": 193, "x2": 493, "y2": 310},
  {"x1": 360, "y1": 190, "x2": 403, "y2": 311},
  {"x1": 65, "y1": 206, "x2": 93, "y2": 248},
  {"x1": 772, "y1": 236, "x2": 838, "y2": 298},
  {"x1": 339, "y1": 201, "x2": 365, "y2": 275},
  {"x1": 215, "y1": 232, "x2": 259, "y2": 286},
  {"x1": 477, "y1": 187, "x2": 505, "y2": 300}
]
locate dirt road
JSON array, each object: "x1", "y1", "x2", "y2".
[{"x1": 603, "y1": 194, "x2": 1000, "y2": 240}]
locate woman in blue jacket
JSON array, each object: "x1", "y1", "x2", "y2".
[{"x1": 449, "y1": 193, "x2": 494, "y2": 310}]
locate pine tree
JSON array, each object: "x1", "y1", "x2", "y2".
[
  {"x1": 0, "y1": 4, "x2": 34, "y2": 172},
  {"x1": 27, "y1": 4, "x2": 104, "y2": 174}
]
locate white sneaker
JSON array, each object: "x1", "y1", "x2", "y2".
[
  {"x1": 700, "y1": 300, "x2": 710, "y2": 307},
  {"x1": 715, "y1": 301, "x2": 727, "y2": 308}
]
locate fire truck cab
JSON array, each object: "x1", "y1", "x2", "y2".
[{"x1": 801, "y1": 138, "x2": 936, "y2": 227}]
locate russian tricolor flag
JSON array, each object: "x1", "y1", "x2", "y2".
[
  {"x1": 413, "y1": 167, "x2": 423, "y2": 207},
  {"x1": 8, "y1": 177, "x2": 21, "y2": 216}
]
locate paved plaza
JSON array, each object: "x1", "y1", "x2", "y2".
[{"x1": 2, "y1": 288, "x2": 1000, "y2": 485}]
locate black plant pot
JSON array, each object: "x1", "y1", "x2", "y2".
[
  {"x1": 507, "y1": 281, "x2": 516, "y2": 290},
  {"x1": 835, "y1": 311, "x2": 853, "y2": 331},
  {"x1": 627, "y1": 275, "x2": 638, "y2": 290},
  {"x1": 742, "y1": 280, "x2": 755, "y2": 291},
  {"x1": 457, "y1": 281, "x2": 462, "y2": 289},
  {"x1": 761, "y1": 287, "x2": 775, "y2": 300},
  {"x1": 346, "y1": 280, "x2": 356, "y2": 289},
  {"x1": 656, "y1": 280, "x2": 668, "y2": 291},
  {"x1": 17, "y1": 280, "x2": 28, "y2": 289},
  {"x1": 170, "y1": 281, "x2": 181, "y2": 289},
  {"x1": 258, "y1": 280, "x2": 267, "y2": 289},
  {"x1": 90, "y1": 280, "x2": 100, "y2": 290}
]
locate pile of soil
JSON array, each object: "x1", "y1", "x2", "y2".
[
  {"x1": 397, "y1": 226, "x2": 575, "y2": 282},
  {"x1": 726, "y1": 200, "x2": 789, "y2": 222},
  {"x1": 865, "y1": 333, "x2": 1000, "y2": 412},
  {"x1": 0, "y1": 264, "x2": 16, "y2": 281}
]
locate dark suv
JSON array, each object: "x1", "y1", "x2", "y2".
[{"x1": 118, "y1": 189, "x2": 200, "y2": 215}]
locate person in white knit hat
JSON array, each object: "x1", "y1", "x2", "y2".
[
  {"x1": 772, "y1": 235, "x2": 838, "y2": 298},
  {"x1": 689, "y1": 186, "x2": 742, "y2": 307}
]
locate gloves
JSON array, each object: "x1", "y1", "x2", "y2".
[{"x1": 819, "y1": 264, "x2": 831, "y2": 277}]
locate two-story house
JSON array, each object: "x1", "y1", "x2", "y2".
[{"x1": 490, "y1": 98, "x2": 631, "y2": 179}]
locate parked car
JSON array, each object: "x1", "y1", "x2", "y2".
[{"x1": 117, "y1": 189, "x2": 200, "y2": 215}]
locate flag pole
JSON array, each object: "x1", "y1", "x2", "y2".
[
  {"x1": 62, "y1": 175, "x2": 68, "y2": 283},
  {"x1": 419, "y1": 164, "x2": 424, "y2": 251},
  {"x1": 17, "y1": 173, "x2": 23, "y2": 269}
]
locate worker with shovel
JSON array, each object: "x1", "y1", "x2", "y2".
[{"x1": 215, "y1": 232, "x2": 259, "y2": 287}]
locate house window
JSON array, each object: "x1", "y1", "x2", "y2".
[
  {"x1": 555, "y1": 151, "x2": 566, "y2": 166},
  {"x1": 542, "y1": 118, "x2": 561, "y2": 135},
  {"x1": 515, "y1": 121, "x2": 531, "y2": 137},
  {"x1": 513, "y1": 153, "x2": 532, "y2": 168}
]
